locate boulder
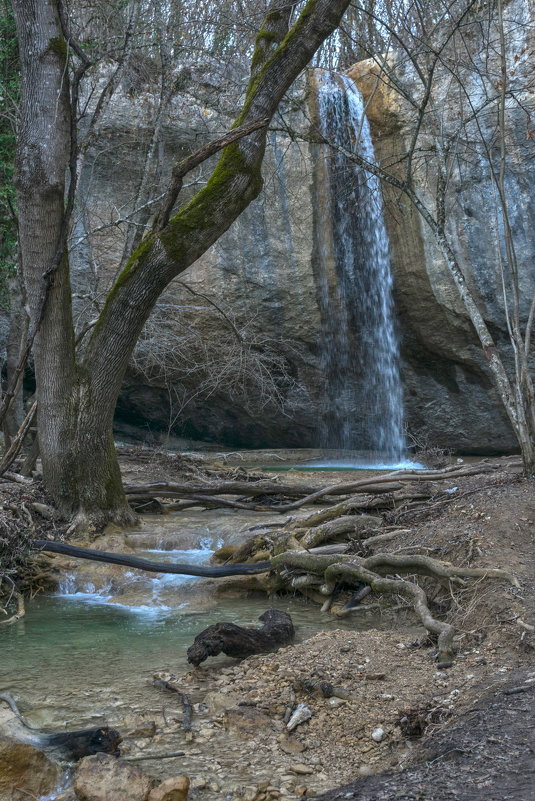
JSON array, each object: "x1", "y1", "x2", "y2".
[
  {"x1": 73, "y1": 752, "x2": 153, "y2": 801},
  {"x1": 0, "y1": 735, "x2": 60, "y2": 801}
]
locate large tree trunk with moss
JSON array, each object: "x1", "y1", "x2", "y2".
[{"x1": 12, "y1": 0, "x2": 352, "y2": 525}]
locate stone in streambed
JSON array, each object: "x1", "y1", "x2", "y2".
[
  {"x1": 74, "y1": 752, "x2": 153, "y2": 801},
  {"x1": 0, "y1": 735, "x2": 60, "y2": 801},
  {"x1": 148, "y1": 776, "x2": 190, "y2": 801}
]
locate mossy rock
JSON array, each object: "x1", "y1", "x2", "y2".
[{"x1": 211, "y1": 544, "x2": 239, "y2": 564}]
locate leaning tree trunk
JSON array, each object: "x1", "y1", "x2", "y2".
[{"x1": 12, "y1": 0, "x2": 352, "y2": 525}]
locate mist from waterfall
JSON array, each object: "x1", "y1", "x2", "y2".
[{"x1": 315, "y1": 71, "x2": 405, "y2": 460}]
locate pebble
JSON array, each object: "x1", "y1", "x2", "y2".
[
  {"x1": 327, "y1": 697, "x2": 346, "y2": 708},
  {"x1": 190, "y1": 777, "x2": 207, "y2": 790},
  {"x1": 371, "y1": 727, "x2": 385, "y2": 742}
]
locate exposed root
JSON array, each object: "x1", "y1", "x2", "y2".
[
  {"x1": 0, "y1": 593, "x2": 25, "y2": 625},
  {"x1": 66, "y1": 504, "x2": 138, "y2": 537},
  {"x1": 271, "y1": 550, "x2": 519, "y2": 665},
  {"x1": 299, "y1": 514, "x2": 381, "y2": 549}
]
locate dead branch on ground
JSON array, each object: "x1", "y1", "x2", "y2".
[
  {"x1": 153, "y1": 674, "x2": 193, "y2": 732},
  {"x1": 122, "y1": 462, "x2": 503, "y2": 513}
]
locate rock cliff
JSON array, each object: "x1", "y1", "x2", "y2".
[{"x1": 69, "y1": 0, "x2": 534, "y2": 454}]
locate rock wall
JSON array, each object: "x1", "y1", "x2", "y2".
[
  {"x1": 70, "y1": 0, "x2": 535, "y2": 453},
  {"x1": 347, "y1": 0, "x2": 535, "y2": 453}
]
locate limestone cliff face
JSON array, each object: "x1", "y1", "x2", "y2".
[
  {"x1": 346, "y1": 0, "x2": 535, "y2": 454},
  {"x1": 73, "y1": 67, "x2": 324, "y2": 447},
  {"x1": 71, "y1": 1, "x2": 535, "y2": 453}
]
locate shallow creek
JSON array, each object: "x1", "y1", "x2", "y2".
[{"x1": 0, "y1": 508, "x2": 365, "y2": 732}]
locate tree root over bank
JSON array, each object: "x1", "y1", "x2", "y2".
[{"x1": 271, "y1": 551, "x2": 520, "y2": 666}]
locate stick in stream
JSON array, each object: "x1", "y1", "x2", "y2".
[
  {"x1": 126, "y1": 751, "x2": 186, "y2": 761},
  {"x1": 153, "y1": 676, "x2": 193, "y2": 732}
]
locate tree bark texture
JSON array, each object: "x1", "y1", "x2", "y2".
[{"x1": 12, "y1": 0, "x2": 352, "y2": 523}]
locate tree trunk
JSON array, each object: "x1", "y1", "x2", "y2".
[
  {"x1": 12, "y1": 0, "x2": 352, "y2": 525},
  {"x1": 38, "y1": 381, "x2": 135, "y2": 526},
  {"x1": 2, "y1": 275, "x2": 28, "y2": 447},
  {"x1": 11, "y1": 0, "x2": 134, "y2": 524}
]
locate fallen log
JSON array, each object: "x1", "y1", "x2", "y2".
[
  {"x1": 122, "y1": 463, "x2": 498, "y2": 512},
  {"x1": 268, "y1": 464, "x2": 499, "y2": 513},
  {"x1": 33, "y1": 540, "x2": 270, "y2": 577},
  {"x1": 0, "y1": 693, "x2": 122, "y2": 761},
  {"x1": 186, "y1": 609, "x2": 295, "y2": 666}
]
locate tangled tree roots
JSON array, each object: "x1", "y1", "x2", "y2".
[{"x1": 271, "y1": 551, "x2": 519, "y2": 666}]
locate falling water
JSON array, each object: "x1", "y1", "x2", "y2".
[{"x1": 314, "y1": 71, "x2": 405, "y2": 461}]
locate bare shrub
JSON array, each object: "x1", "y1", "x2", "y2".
[
  {"x1": 406, "y1": 427, "x2": 452, "y2": 469},
  {"x1": 131, "y1": 287, "x2": 308, "y2": 428}
]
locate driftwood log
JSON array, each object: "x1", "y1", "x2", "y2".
[
  {"x1": 34, "y1": 540, "x2": 270, "y2": 576},
  {"x1": 187, "y1": 609, "x2": 294, "y2": 666},
  {"x1": 0, "y1": 693, "x2": 122, "y2": 761},
  {"x1": 121, "y1": 463, "x2": 504, "y2": 512}
]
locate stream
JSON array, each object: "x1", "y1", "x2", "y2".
[{"x1": 0, "y1": 508, "x2": 366, "y2": 733}]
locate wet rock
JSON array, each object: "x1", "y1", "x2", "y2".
[
  {"x1": 148, "y1": 776, "x2": 190, "y2": 801},
  {"x1": 74, "y1": 752, "x2": 153, "y2": 801},
  {"x1": 211, "y1": 544, "x2": 239, "y2": 563},
  {"x1": 123, "y1": 717, "x2": 157, "y2": 739},
  {"x1": 0, "y1": 735, "x2": 60, "y2": 801},
  {"x1": 203, "y1": 691, "x2": 239, "y2": 714}
]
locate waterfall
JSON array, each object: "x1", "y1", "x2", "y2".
[{"x1": 314, "y1": 71, "x2": 405, "y2": 461}]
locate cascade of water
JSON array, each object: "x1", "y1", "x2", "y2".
[{"x1": 315, "y1": 71, "x2": 405, "y2": 460}]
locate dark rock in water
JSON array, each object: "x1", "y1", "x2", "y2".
[{"x1": 187, "y1": 609, "x2": 295, "y2": 666}]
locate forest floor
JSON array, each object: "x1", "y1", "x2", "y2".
[{"x1": 2, "y1": 450, "x2": 535, "y2": 800}]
